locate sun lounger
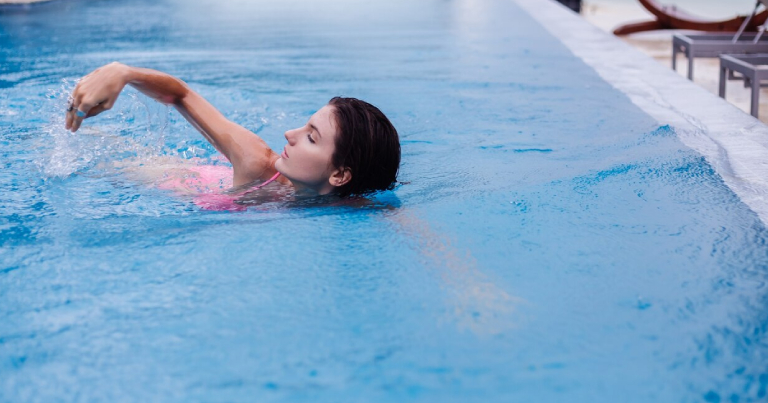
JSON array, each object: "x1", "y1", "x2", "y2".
[
  {"x1": 670, "y1": 1, "x2": 768, "y2": 80},
  {"x1": 719, "y1": 54, "x2": 768, "y2": 118},
  {"x1": 673, "y1": 33, "x2": 768, "y2": 80}
]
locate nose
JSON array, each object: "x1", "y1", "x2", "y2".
[{"x1": 284, "y1": 128, "x2": 298, "y2": 146}]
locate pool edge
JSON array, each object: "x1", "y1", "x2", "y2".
[{"x1": 513, "y1": 0, "x2": 768, "y2": 226}]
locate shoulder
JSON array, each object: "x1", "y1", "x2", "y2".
[{"x1": 229, "y1": 129, "x2": 280, "y2": 186}]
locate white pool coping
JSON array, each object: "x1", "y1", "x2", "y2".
[{"x1": 513, "y1": 0, "x2": 768, "y2": 225}]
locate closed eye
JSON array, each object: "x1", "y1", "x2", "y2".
[{"x1": 307, "y1": 133, "x2": 316, "y2": 144}]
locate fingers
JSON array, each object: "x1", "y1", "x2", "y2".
[
  {"x1": 65, "y1": 101, "x2": 81, "y2": 131},
  {"x1": 65, "y1": 104, "x2": 74, "y2": 130},
  {"x1": 66, "y1": 99, "x2": 113, "y2": 131},
  {"x1": 71, "y1": 108, "x2": 89, "y2": 133},
  {"x1": 86, "y1": 103, "x2": 108, "y2": 118},
  {"x1": 65, "y1": 79, "x2": 90, "y2": 131},
  {"x1": 63, "y1": 68, "x2": 117, "y2": 131},
  {"x1": 65, "y1": 86, "x2": 81, "y2": 131},
  {"x1": 69, "y1": 96, "x2": 93, "y2": 132}
]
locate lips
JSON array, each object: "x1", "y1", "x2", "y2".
[{"x1": 281, "y1": 147, "x2": 289, "y2": 159}]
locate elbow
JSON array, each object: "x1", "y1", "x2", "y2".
[
  {"x1": 160, "y1": 95, "x2": 178, "y2": 105},
  {"x1": 172, "y1": 80, "x2": 192, "y2": 105}
]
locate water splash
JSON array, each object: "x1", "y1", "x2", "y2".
[{"x1": 35, "y1": 80, "x2": 173, "y2": 179}]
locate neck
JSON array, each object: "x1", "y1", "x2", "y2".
[{"x1": 291, "y1": 180, "x2": 336, "y2": 197}]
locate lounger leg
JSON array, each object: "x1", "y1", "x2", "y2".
[
  {"x1": 734, "y1": 1, "x2": 760, "y2": 43},
  {"x1": 688, "y1": 55, "x2": 694, "y2": 80},
  {"x1": 754, "y1": 25, "x2": 767, "y2": 44},
  {"x1": 672, "y1": 46, "x2": 677, "y2": 70},
  {"x1": 751, "y1": 76, "x2": 760, "y2": 118},
  {"x1": 719, "y1": 66, "x2": 727, "y2": 98}
]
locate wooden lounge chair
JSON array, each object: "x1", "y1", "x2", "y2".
[{"x1": 614, "y1": 0, "x2": 768, "y2": 36}]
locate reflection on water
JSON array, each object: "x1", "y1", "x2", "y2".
[{"x1": 390, "y1": 210, "x2": 521, "y2": 336}]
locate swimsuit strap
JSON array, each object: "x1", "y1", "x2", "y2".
[{"x1": 249, "y1": 171, "x2": 281, "y2": 191}]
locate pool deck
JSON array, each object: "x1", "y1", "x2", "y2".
[
  {"x1": 582, "y1": 1, "x2": 768, "y2": 123},
  {"x1": 515, "y1": 0, "x2": 768, "y2": 225}
]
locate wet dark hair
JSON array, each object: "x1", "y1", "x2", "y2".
[{"x1": 328, "y1": 97, "x2": 401, "y2": 197}]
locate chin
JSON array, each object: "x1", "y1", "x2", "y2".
[
  {"x1": 274, "y1": 158, "x2": 286, "y2": 174},
  {"x1": 273, "y1": 160, "x2": 296, "y2": 184}
]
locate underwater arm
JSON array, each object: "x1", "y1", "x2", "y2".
[
  {"x1": 384, "y1": 209, "x2": 519, "y2": 335},
  {"x1": 66, "y1": 62, "x2": 277, "y2": 185}
]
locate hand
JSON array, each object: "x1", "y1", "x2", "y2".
[{"x1": 66, "y1": 62, "x2": 130, "y2": 132}]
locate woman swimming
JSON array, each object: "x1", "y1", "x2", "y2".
[
  {"x1": 65, "y1": 62, "x2": 401, "y2": 206},
  {"x1": 64, "y1": 64, "x2": 517, "y2": 327}
]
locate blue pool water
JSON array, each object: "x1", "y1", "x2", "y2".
[{"x1": 2, "y1": 0, "x2": 768, "y2": 402}]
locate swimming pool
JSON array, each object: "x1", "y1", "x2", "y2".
[{"x1": 2, "y1": 0, "x2": 768, "y2": 401}]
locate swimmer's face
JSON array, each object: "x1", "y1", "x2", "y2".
[{"x1": 275, "y1": 105, "x2": 344, "y2": 194}]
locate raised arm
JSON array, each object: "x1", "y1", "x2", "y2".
[{"x1": 66, "y1": 62, "x2": 278, "y2": 186}]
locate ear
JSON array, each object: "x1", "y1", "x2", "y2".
[{"x1": 329, "y1": 167, "x2": 352, "y2": 188}]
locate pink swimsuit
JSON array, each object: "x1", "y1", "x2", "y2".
[{"x1": 156, "y1": 165, "x2": 281, "y2": 211}]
